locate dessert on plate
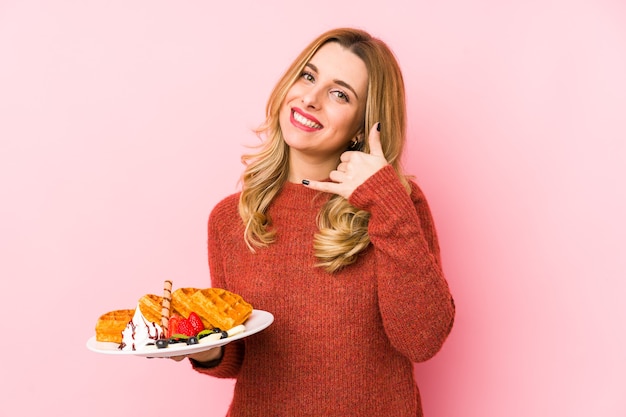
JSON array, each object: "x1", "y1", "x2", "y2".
[{"x1": 94, "y1": 280, "x2": 253, "y2": 352}]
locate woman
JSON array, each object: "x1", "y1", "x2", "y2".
[{"x1": 185, "y1": 28, "x2": 455, "y2": 417}]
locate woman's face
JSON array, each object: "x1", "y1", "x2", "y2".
[{"x1": 279, "y1": 42, "x2": 368, "y2": 163}]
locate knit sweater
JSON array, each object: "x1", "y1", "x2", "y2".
[{"x1": 193, "y1": 165, "x2": 455, "y2": 417}]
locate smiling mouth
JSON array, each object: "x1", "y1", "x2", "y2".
[{"x1": 292, "y1": 110, "x2": 323, "y2": 129}]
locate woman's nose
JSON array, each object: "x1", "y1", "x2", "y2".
[{"x1": 301, "y1": 86, "x2": 321, "y2": 108}]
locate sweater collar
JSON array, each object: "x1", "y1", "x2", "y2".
[{"x1": 273, "y1": 181, "x2": 331, "y2": 210}]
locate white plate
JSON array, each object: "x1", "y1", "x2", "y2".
[{"x1": 86, "y1": 309, "x2": 274, "y2": 358}]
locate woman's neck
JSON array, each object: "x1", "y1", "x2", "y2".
[{"x1": 287, "y1": 149, "x2": 340, "y2": 183}]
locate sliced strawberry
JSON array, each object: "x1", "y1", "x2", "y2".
[
  {"x1": 188, "y1": 312, "x2": 204, "y2": 335},
  {"x1": 168, "y1": 315, "x2": 182, "y2": 338}
]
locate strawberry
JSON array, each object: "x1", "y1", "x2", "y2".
[
  {"x1": 176, "y1": 319, "x2": 196, "y2": 337},
  {"x1": 168, "y1": 315, "x2": 182, "y2": 338},
  {"x1": 188, "y1": 312, "x2": 204, "y2": 335}
]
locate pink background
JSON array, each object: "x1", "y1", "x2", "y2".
[{"x1": 1, "y1": 1, "x2": 625, "y2": 416}]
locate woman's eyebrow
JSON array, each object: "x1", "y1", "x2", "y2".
[{"x1": 305, "y1": 62, "x2": 359, "y2": 100}]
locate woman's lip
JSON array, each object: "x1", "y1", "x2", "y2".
[{"x1": 291, "y1": 108, "x2": 323, "y2": 131}]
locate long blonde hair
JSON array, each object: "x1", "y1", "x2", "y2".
[{"x1": 239, "y1": 28, "x2": 410, "y2": 272}]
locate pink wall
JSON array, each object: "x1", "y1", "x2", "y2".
[{"x1": 1, "y1": 1, "x2": 624, "y2": 416}]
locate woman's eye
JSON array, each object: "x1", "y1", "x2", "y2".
[
  {"x1": 333, "y1": 90, "x2": 349, "y2": 102},
  {"x1": 302, "y1": 71, "x2": 314, "y2": 82}
]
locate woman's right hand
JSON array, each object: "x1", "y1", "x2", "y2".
[{"x1": 170, "y1": 346, "x2": 223, "y2": 363}]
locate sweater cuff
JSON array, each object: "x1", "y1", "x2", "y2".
[
  {"x1": 190, "y1": 340, "x2": 244, "y2": 378},
  {"x1": 189, "y1": 349, "x2": 223, "y2": 369},
  {"x1": 349, "y1": 165, "x2": 408, "y2": 212}
]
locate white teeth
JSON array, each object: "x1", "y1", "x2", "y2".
[{"x1": 293, "y1": 111, "x2": 322, "y2": 129}]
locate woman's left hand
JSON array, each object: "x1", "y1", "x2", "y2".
[{"x1": 303, "y1": 123, "x2": 389, "y2": 199}]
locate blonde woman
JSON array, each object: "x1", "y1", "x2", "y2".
[{"x1": 185, "y1": 28, "x2": 455, "y2": 417}]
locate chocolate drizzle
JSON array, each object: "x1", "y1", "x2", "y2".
[{"x1": 118, "y1": 315, "x2": 162, "y2": 351}]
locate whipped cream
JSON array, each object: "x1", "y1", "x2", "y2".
[{"x1": 120, "y1": 304, "x2": 163, "y2": 351}]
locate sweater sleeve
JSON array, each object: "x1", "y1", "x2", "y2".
[
  {"x1": 189, "y1": 197, "x2": 245, "y2": 378},
  {"x1": 349, "y1": 165, "x2": 455, "y2": 363}
]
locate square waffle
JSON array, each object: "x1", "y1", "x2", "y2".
[{"x1": 189, "y1": 288, "x2": 253, "y2": 331}]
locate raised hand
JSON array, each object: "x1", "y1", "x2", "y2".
[{"x1": 303, "y1": 123, "x2": 388, "y2": 199}]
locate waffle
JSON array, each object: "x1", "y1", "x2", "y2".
[
  {"x1": 138, "y1": 294, "x2": 165, "y2": 324},
  {"x1": 190, "y1": 288, "x2": 253, "y2": 331},
  {"x1": 170, "y1": 287, "x2": 201, "y2": 319},
  {"x1": 95, "y1": 309, "x2": 134, "y2": 343}
]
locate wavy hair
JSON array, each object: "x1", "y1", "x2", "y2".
[{"x1": 239, "y1": 28, "x2": 410, "y2": 272}]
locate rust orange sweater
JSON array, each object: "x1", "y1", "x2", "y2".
[{"x1": 193, "y1": 165, "x2": 455, "y2": 416}]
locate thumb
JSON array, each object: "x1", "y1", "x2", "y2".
[{"x1": 367, "y1": 122, "x2": 384, "y2": 156}]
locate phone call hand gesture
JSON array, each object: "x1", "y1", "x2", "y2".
[{"x1": 303, "y1": 123, "x2": 388, "y2": 199}]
